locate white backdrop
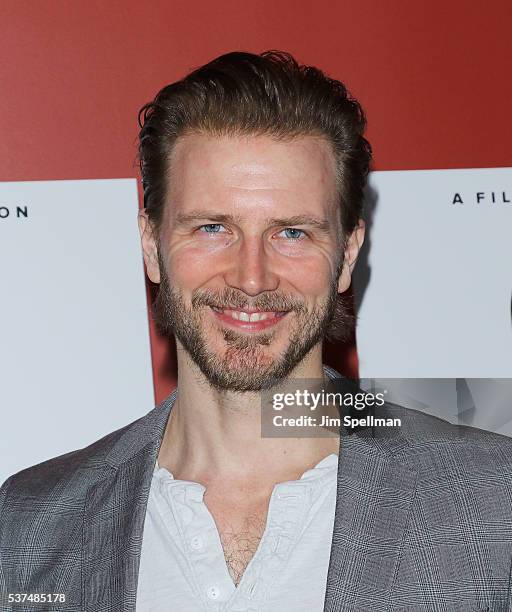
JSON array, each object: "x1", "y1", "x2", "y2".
[
  {"x1": 354, "y1": 167, "x2": 512, "y2": 435},
  {"x1": 0, "y1": 179, "x2": 155, "y2": 485},
  {"x1": 355, "y1": 167, "x2": 512, "y2": 377}
]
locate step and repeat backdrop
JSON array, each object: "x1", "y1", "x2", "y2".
[
  {"x1": 1, "y1": 168, "x2": 510, "y2": 484},
  {"x1": 1, "y1": 2, "x2": 511, "y2": 482}
]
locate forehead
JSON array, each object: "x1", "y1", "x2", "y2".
[{"x1": 165, "y1": 132, "x2": 338, "y2": 212}]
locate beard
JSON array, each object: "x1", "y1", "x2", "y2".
[{"x1": 151, "y1": 250, "x2": 354, "y2": 392}]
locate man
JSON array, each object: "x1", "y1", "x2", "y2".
[{"x1": 1, "y1": 50, "x2": 512, "y2": 612}]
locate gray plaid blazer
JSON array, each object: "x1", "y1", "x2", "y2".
[{"x1": 1, "y1": 366, "x2": 512, "y2": 611}]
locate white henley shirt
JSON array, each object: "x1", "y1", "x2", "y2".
[{"x1": 136, "y1": 453, "x2": 338, "y2": 611}]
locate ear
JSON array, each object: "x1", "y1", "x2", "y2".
[
  {"x1": 337, "y1": 219, "x2": 365, "y2": 293},
  {"x1": 137, "y1": 209, "x2": 161, "y2": 284}
]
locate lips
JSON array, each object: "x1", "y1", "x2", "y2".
[{"x1": 210, "y1": 306, "x2": 288, "y2": 331}]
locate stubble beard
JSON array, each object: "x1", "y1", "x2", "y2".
[{"x1": 152, "y1": 253, "x2": 354, "y2": 392}]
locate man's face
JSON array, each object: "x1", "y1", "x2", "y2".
[{"x1": 139, "y1": 133, "x2": 363, "y2": 392}]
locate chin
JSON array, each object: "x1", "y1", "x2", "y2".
[{"x1": 199, "y1": 343, "x2": 290, "y2": 392}]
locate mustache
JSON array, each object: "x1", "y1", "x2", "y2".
[{"x1": 191, "y1": 288, "x2": 308, "y2": 313}]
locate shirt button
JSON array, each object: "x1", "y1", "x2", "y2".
[
  {"x1": 206, "y1": 586, "x2": 220, "y2": 600},
  {"x1": 190, "y1": 535, "x2": 203, "y2": 550}
]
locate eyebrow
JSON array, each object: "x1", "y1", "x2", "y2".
[{"x1": 174, "y1": 210, "x2": 332, "y2": 233}]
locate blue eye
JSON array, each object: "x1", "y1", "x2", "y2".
[
  {"x1": 280, "y1": 228, "x2": 305, "y2": 240},
  {"x1": 199, "y1": 224, "x2": 225, "y2": 233}
]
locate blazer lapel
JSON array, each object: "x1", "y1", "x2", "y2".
[
  {"x1": 82, "y1": 389, "x2": 177, "y2": 611},
  {"x1": 324, "y1": 432, "x2": 418, "y2": 612}
]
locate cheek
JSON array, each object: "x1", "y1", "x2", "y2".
[
  {"x1": 279, "y1": 254, "x2": 334, "y2": 295},
  {"x1": 169, "y1": 243, "x2": 230, "y2": 285}
]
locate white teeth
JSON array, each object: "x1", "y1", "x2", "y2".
[
  {"x1": 220, "y1": 310, "x2": 277, "y2": 322},
  {"x1": 249, "y1": 312, "x2": 268, "y2": 322}
]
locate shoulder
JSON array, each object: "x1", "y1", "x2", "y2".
[
  {"x1": 376, "y1": 403, "x2": 512, "y2": 505},
  {"x1": 384, "y1": 402, "x2": 512, "y2": 462},
  {"x1": 0, "y1": 396, "x2": 171, "y2": 513},
  {"x1": 0, "y1": 392, "x2": 174, "y2": 591},
  {"x1": 0, "y1": 389, "x2": 177, "y2": 508},
  {"x1": 0, "y1": 423, "x2": 127, "y2": 571},
  {"x1": 0, "y1": 421, "x2": 128, "y2": 514}
]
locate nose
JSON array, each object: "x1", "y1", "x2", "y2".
[{"x1": 223, "y1": 236, "x2": 279, "y2": 297}]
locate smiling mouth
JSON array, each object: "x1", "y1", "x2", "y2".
[
  {"x1": 211, "y1": 307, "x2": 286, "y2": 321},
  {"x1": 210, "y1": 306, "x2": 289, "y2": 330}
]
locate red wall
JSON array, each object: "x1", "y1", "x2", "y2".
[{"x1": 2, "y1": 0, "x2": 511, "y2": 403}]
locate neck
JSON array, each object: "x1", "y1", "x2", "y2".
[{"x1": 157, "y1": 343, "x2": 339, "y2": 485}]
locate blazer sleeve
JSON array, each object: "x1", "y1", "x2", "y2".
[{"x1": 0, "y1": 476, "x2": 13, "y2": 612}]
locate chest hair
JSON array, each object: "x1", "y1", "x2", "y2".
[{"x1": 205, "y1": 493, "x2": 270, "y2": 586}]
